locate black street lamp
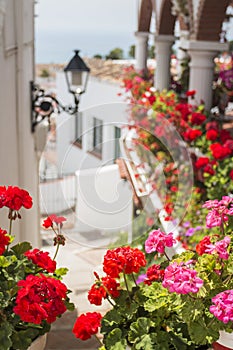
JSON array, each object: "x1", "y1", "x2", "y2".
[{"x1": 31, "y1": 50, "x2": 90, "y2": 133}]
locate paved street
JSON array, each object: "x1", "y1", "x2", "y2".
[{"x1": 43, "y1": 234, "x2": 109, "y2": 350}]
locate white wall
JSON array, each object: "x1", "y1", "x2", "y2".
[
  {"x1": 56, "y1": 73, "x2": 128, "y2": 175},
  {"x1": 0, "y1": 1, "x2": 40, "y2": 246},
  {"x1": 75, "y1": 164, "x2": 133, "y2": 235}
]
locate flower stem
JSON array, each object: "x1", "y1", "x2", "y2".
[
  {"x1": 94, "y1": 334, "x2": 103, "y2": 346},
  {"x1": 106, "y1": 296, "x2": 115, "y2": 307},
  {"x1": 131, "y1": 273, "x2": 138, "y2": 287},
  {"x1": 9, "y1": 217, "x2": 13, "y2": 236},
  {"x1": 53, "y1": 243, "x2": 60, "y2": 260},
  {"x1": 123, "y1": 273, "x2": 131, "y2": 301},
  {"x1": 164, "y1": 251, "x2": 171, "y2": 261}
]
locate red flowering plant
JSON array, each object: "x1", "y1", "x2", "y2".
[
  {"x1": 120, "y1": 68, "x2": 233, "y2": 248},
  {"x1": 73, "y1": 196, "x2": 233, "y2": 349},
  {"x1": 0, "y1": 186, "x2": 74, "y2": 350}
]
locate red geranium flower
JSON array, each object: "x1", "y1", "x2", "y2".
[
  {"x1": 0, "y1": 186, "x2": 33, "y2": 211},
  {"x1": 144, "y1": 264, "x2": 165, "y2": 285},
  {"x1": 73, "y1": 312, "x2": 102, "y2": 340},
  {"x1": 230, "y1": 169, "x2": 233, "y2": 180},
  {"x1": 43, "y1": 214, "x2": 67, "y2": 228},
  {"x1": 220, "y1": 130, "x2": 232, "y2": 143},
  {"x1": 103, "y1": 246, "x2": 146, "y2": 278},
  {"x1": 210, "y1": 143, "x2": 231, "y2": 160},
  {"x1": 190, "y1": 112, "x2": 206, "y2": 125},
  {"x1": 206, "y1": 129, "x2": 218, "y2": 141},
  {"x1": 88, "y1": 284, "x2": 106, "y2": 306},
  {"x1": 196, "y1": 236, "x2": 211, "y2": 255},
  {"x1": 195, "y1": 157, "x2": 209, "y2": 169},
  {"x1": 88, "y1": 275, "x2": 120, "y2": 305},
  {"x1": 183, "y1": 129, "x2": 202, "y2": 142},
  {"x1": 185, "y1": 90, "x2": 196, "y2": 97},
  {"x1": 24, "y1": 248, "x2": 56, "y2": 273},
  {"x1": 203, "y1": 164, "x2": 215, "y2": 175},
  {"x1": 0, "y1": 228, "x2": 10, "y2": 255},
  {"x1": 13, "y1": 274, "x2": 67, "y2": 324}
]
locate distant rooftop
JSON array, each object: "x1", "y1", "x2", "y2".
[{"x1": 36, "y1": 58, "x2": 137, "y2": 83}]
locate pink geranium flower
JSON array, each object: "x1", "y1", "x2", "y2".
[
  {"x1": 162, "y1": 262, "x2": 203, "y2": 294},
  {"x1": 205, "y1": 236, "x2": 231, "y2": 260},
  {"x1": 145, "y1": 229, "x2": 176, "y2": 254},
  {"x1": 210, "y1": 290, "x2": 233, "y2": 323}
]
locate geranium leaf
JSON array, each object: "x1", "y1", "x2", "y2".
[
  {"x1": 11, "y1": 329, "x2": 39, "y2": 350},
  {"x1": 0, "y1": 321, "x2": 12, "y2": 350},
  {"x1": 104, "y1": 328, "x2": 127, "y2": 350},
  {"x1": 55, "y1": 267, "x2": 69, "y2": 277},
  {"x1": 0, "y1": 255, "x2": 17, "y2": 267},
  {"x1": 134, "y1": 334, "x2": 155, "y2": 349},
  {"x1": 128, "y1": 317, "x2": 151, "y2": 343},
  {"x1": 11, "y1": 242, "x2": 32, "y2": 256}
]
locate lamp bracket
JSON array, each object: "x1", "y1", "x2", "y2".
[{"x1": 30, "y1": 81, "x2": 80, "y2": 133}]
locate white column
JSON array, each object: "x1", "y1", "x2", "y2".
[
  {"x1": 135, "y1": 31, "x2": 149, "y2": 71},
  {"x1": 185, "y1": 41, "x2": 229, "y2": 110},
  {"x1": 176, "y1": 30, "x2": 189, "y2": 80},
  {"x1": 154, "y1": 35, "x2": 175, "y2": 91}
]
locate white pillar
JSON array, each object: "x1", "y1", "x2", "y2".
[
  {"x1": 185, "y1": 41, "x2": 229, "y2": 110},
  {"x1": 154, "y1": 35, "x2": 175, "y2": 91},
  {"x1": 135, "y1": 31, "x2": 149, "y2": 71},
  {"x1": 176, "y1": 30, "x2": 189, "y2": 80}
]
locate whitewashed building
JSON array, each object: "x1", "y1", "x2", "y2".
[{"x1": 0, "y1": 0, "x2": 40, "y2": 246}]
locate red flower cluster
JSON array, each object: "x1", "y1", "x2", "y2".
[
  {"x1": 190, "y1": 112, "x2": 206, "y2": 125},
  {"x1": 195, "y1": 157, "x2": 216, "y2": 176},
  {"x1": 88, "y1": 275, "x2": 120, "y2": 305},
  {"x1": 0, "y1": 186, "x2": 32, "y2": 211},
  {"x1": 43, "y1": 214, "x2": 67, "y2": 228},
  {"x1": 24, "y1": 248, "x2": 56, "y2": 273},
  {"x1": 73, "y1": 312, "x2": 102, "y2": 340},
  {"x1": 0, "y1": 228, "x2": 10, "y2": 255},
  {"x1": 183, "y1": 129, "x2": 202, "y2": 142},
  {"x1": 196, "y1": 236, "x2": 211, "y2": 255},
  {"x1": 13, "y1": 274, "x2": 67, "y2": 324},
  {"x1": 210, "y1": 143, "x2": 232, "y2": 160},
  {"x1": 103, "y1": 246, "x2": 146, "y2": 278},
  {"x1": 144, "y1": 264, "x2": 164, "y2": 285}
]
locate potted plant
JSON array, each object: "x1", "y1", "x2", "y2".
[
  {"x1": 72, "y1": 195, "x2": 233, "y2": 349},
  {"x1": 0, "y1": 185, "x2": 74, "y2": 350}
]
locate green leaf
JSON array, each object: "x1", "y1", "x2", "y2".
[
  {"x1": 55, "y1": 267, "x2": 69, "y2": 277},
  {"x1": 104, "y1": 328, "x2": 127, "y2": 350},
  {"x1": 134, "y1": 334, "x2": 155, "y2": 349},
  {"x1": 11, "y1": 328, "x2": 40, "y2": 350},
  {"x1": 0, "y1": 255, "x2": 17, "y2": 267},
  {"x1": 128, "y1": 317, "x2": 151, "y2": 343},
  {"x1": 101, "y1": 308, "x2": 124, "y2": 334},
  {"x1": 188, "y1": 319, "x2": 218, "y2": 345},
  {"x1": 0, "y1": 321, "x2": 13, "y2": 350},
  {"x1": 11, "y1": 242, "x2": 32, "y2": 256}
]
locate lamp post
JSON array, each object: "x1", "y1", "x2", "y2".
[{"x1": 31, "y1": 50, "x2": 90, "y2": 133}]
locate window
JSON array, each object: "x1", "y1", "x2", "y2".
[
  {"x1": 74, "y1": 112, "x2": 82, "y2": 147},
  {"x1": 114, "y1": 126, "x2": 121, "y2": 159},
  {"x1": 93, "y1": 118, "x2": 103, "y2": 157}
]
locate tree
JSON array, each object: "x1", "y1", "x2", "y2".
[
  {"x1": 93, "y1": 54, "x2": 102, "y2": 59},
  {"x1": 128, "y1": 44, "x2": 135, "y2": 58},
  {"x1": 106, "y1": 47, "x2": 124, "y2": 60},
  {"x1": 40, "y1": 68, "x2": 50, "y2": 78}
]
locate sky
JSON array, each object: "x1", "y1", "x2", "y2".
[{"x1": 35, "y1": 0, "x2": 139, "y2": 63}]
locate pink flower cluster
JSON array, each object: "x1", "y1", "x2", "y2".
[
  {"x1": 145, "y1": 229, "x2": 176, "y2": 254},
  {"x1": 205, "y1": 236, "x2": 231, "y2": 260},
  {"x1": 210, "y1": 290, "x2": 233, "y2": 323},
  {"x1": 162, "y1": 262, "x2": 203, "y2": 294},
  {"x1": 203, "y1": 196, "x2": 233, "y2": 228}
]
